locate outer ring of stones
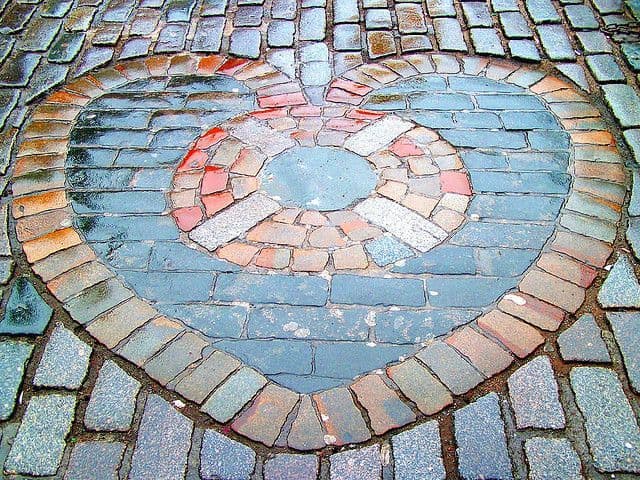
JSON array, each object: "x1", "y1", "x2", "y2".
[
  {"x1": 169, "y1": 108, "x2": 472, "y2": 272},
  {"x1": 11, "y1": 52, "x2": 622, "y2": 450}
]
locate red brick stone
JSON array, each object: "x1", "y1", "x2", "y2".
[
  {"x1": 346, "y1": 109, "x2": 385, "y2": 120},
  {"x1": 201, "y1": 166, "x2": 228, "y2": 195},
  {"x1": 170, "y1": 189, "x2": 196, "y2": 208},
  {"x1": 172, "y1": 206, "x2": 203, "y2": 231},
  {"x1": 291, "y1": 105, "x2": 322, "y2": 117},
  {"x1": 14, "y1": 154, "x2": 65, "y2": 177},
  {"x1": 217, "y1": 242, "x2": 259, "y2": 266},
  {"x1": 477, "y1": 310, "x2": 544, "y2": 358},
  {"x1": 333, "y1": 245, "x2": 368, "y2": 270},
  {"x1": 231, "y1": 148, "x2": 266, "y2": 176},
  {"x1": 574, "y1": 161, "x2": 625, "y2": 184},
  {"x1": 12, "y1": 190, "x2": 67, "y2": 218},
  {"x1": 272, "y1": 208, "x2": 301, "y2": 224},
  {"x1": 231, "y1": 177, "x2": 259, "y2": 199},
  {"x1": 440, "y1": 171, "x2": 471, "y2": 195},
  {"x1": 232, "y1": 384, "x2": 298, "y2": 446},
  {"x1": 145, "y1": 56, "x2": 171, "y2": 76},
  {"x1": 330, "y1": 78, "x2": 373, "y2": 96},
  {"x1": 178, "y1": 149, "x2": 208, "y2": 171},
  {"x1": 520, "y1": 269, "x2": 586, "y2": 313},
  {"x1": 551, "y1": 231, "x2": 612, "y2": 268},
  {"x1": 350, "y1": 374, "x2": 416, "y2": 435},
  {"x1": 86, "y1": 297, "x2": 156, "y2": 348},
  {"x1": 255, "y1": 248, "x2": 291, "y2": 269},
  {"x1": 47, "y1": 90, "x2": 90, "y2": 106},
  {"x1": 326, "y1": 88, "x2": 363, "y2": 105},
  {"x1": 325, "y1": 117, "x2": 367, "y2": 132},
  {"x1": 530, "y1": 76, "x2": 571, "y2": 94},
  {"x1": 571, "y1": 131, "x2": 615, "y2": 146},
  {"x1": 202, "y1": 192, "x2": 234, "y2": 216},
  {"x1": 16, "y1": 208, "x2": 73, "y2": 242},
  {"x1": 291, "y1": 249, "x2": 329, "y2": 272},
  {"x1": 197, "y1": 55, "x2": 225, "y2": 74},
  {"x1": 537, "y1": 252, "x2": 598, "y2": 288},
  {"x1": 308, "y1": 226, "x2": 346, "y2": 248},
  {"x1": 32, "y1": 244, "x2": 96, "y2": 282},
  {"x1": 23, "y1": 227, "x2": 82, "y2": 263},
  {"x1": 445, "y1": 327, "x2": 513, "y2": 376},
  {"x1": 497, "y1": 292, "x2": 565, "y2": 331},
  {"x1": 390, "y1": 137, "x2": 423, "y2": 157},
  {"x1": 300, "y1": 211, "x2": 327, "y2": 226},
  {"x1": 248, "y1": 222, "x2": 307, "y2": 246},
  {"x1": 250, "y1": 107, "x2": 288, "y2": 119},
  {"x1": 288, "y1": 396, "x2": 325, "y2": 450},
  {"x1": 195, "y1": 127, "x2": 228, "y2": 150},
  {"x1": 47, "y1": 261, "x2": 113, "y2": 302},
  {"x1": 258, "y1": 92, "x2": 307, "y2": 108}
]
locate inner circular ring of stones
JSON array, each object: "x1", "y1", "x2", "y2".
[{"x1": 11, "y1": 53, "x2": 623, "y2": 450}]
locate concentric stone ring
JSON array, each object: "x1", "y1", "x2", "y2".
[{"x1": 11, "y1": 53, "x2": 623, "y2": 449}]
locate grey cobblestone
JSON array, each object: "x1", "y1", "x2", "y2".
[
  {"x1": 558, "y1": 314, "x2": 611, "y2": 362},
  {"x1": 229, "y1": 28, "x2": 262, "y2": 58},
  {"x1": 433, "y1": 18, "x2": 468, "y2": 51},
  {"x1": 300, "y1": 8, "x2": 326, "y2": 40},
  {"x1": 537, "y1": 25, "x2": 576, "y2": 60},
  {"x1": 330, "y1": 445, "x2": 381, "y2": 480},
  {"x1": 200, "y1": 429, "x2": 256, "y2": 480},
  {"x1": 500, "y1": 12, "x2": 533, "y2": 38},
  {"x1": 65, "y1": 441, "x2": 125, "y2": 480},
  {"x1": 524, "y1": 438, "x2": 582, "y2": 480},
  {"x1": 0, "y1": 341, "x2": 33, "y2": 420},
  {"x1": 392, "y1": 421, "x2": 445, "y2": 480},
  {"x1": 586, "y1": 54, "x2": 625, "y2": 82},
  {"x1": 607, "y1": 312, "x2": 640, "y2": 393},
  {"x1": 602, "y1": 83, "x2": 640, "y2": 127}
]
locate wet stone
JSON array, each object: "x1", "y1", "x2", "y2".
[
  {"x1": 25, "y1": 63, "x2": 70, "y2": 103},
  {"x1": 264, "y1": 454, "x2": 318, "y2": 480},
  {"x1": 74, "y1": 47, "x2": 114, "y2": 76},
  {"x1": 454, "y1": 393, "x2": 513, "y2": 480},
  {"x1": 92, "y1": 24, "x2": 123, "y2": 46},
  {"x1": 577, "y1": 31, "x2": 612, "y2": 53},
  {"x1": 65, "y1": 441, "x2": 125, "y2": 480},
  {"x1": 525, "y1": 438, "x2": 582, "y2": 480},
  {"x1": 0, "y1": 341, "x2": 33, "y2": 420},
  {"x1": 84, "y1": 360, "x2": 141, "y2": 431},
  {"x1": 200, "y1": 430, "x2": 256, "y2": 480},
  {"x1": 557, "y1": 314, "x2": 611, "y2": 362},
  {"x1": 392, "y1": 421, "x2": 446, "y2": 480},
  {"x1": 570, "y1": 367, "x2": 640, "y2": 472},
  {"x1": 0, "y1": 51, "x2": 40, "y2": 87},
  {"x1": 507, "y1": 355, "x2": 565, "y2": 429},
  {"x1": 214, "y1": 273, "x2": 328, "y2": 306},
  {"x1": 331, "y1": 274, "x2": 425, "y2": 306},
  {"x1": 607, "y1": 312, "x2": 640, "y2": 393},
  {"x1": 622, "y1": 43, "x2": 640, "y2": 71},
  {"x1": 129, "y1": 395, "x2": 194, "y2": 480},
  {"x1": 564, "y1": 4, "x2": 599, "y2": 28},
  {"x1": 4, "y1": 394, "x2": 76, "y2": 476},
  {"x1": 19, "y1": 17, "x2": 62, "y2": 52},
  {"x1": 33, "y1": 324, "x2": 92, "y2": 389},
  {"x1": 330, "y1": 445, "x2": 381, "y2": 479},
  {"x1": 315, "y1": 387, "x2": 371, "y2": 445},
  {"x1": 597, "y1": 254, "x2": 640, "y2": 308},
  {"x1": 0, "y1": 277, "x2": 53, "y2": 335}
]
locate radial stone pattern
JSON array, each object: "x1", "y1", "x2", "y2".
[{"x1": 12, "y1": 54, "x2": 623, "y2": 448}]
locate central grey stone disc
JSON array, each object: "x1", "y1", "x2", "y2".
[{"x1": 259, "y1": 146, "x2": 378, "y2": 211}]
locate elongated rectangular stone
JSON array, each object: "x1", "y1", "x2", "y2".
[
  {"x1": 214, "y1": 273, "x2": 329, "y2": 305},
  {"x1": 190, "y1": 193, "x2": 280, "y2": 250},
  {"x1": 331, "y1": 274, "x2": 425, "y2": 306},
  {"x1": 344, "y1": 116, "x2": 413, "y2": 155}
]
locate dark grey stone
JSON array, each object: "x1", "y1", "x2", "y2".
[
  {"x1": 129, "y1": 395, "x2": 194, "y2": 480},
  {"x1": 120, "y1": 38, "x2": 152, "y2": 59},
  {"x1": 84, "y1": 360, "x2": 141, "y2": 431},
  {"x1": 0, "y1": 51, "x2": 40, "y2": 86},
  {"x1": 454, "y1": 393, "x2": 513, "y2": 480},
  {"x1": 314, "y1": 342, "x2": 414, "y2": 379},
  {"x1": 597, "y1": 254, "x2": 640, "y2": 308},
  {"x1": 214, "y1": 273, "x2": 328, "y2": 306},
  {"x1": 65, "y1": 441, "x2": 125, "y2": 480},
  {"x1": 392, "y1": 421, "x2": 446, "y2": 480},
  {"x1": 234, "y1": 6, "x2": 263, "y2": 26},
  {"x1": 524, "y1": 438, "x2": 582, "y2": 480},
  {"x1": 48, "y1": 32, "x2": 85, "y2": 63},
  {"x1": 558, "y1": 314, "x2": 611, "y2": 362},
  {"x1": 607, "y1": 312, "x2": 640, "y2": 393},
  {"x1": 264, "y1": 454, "x2": 318, "y2": 480},
  {"x1": 330, "y1": 445, "x2": 381, "y2": 480},
  {"x1": 200, "y1": 429, "x2": 256, "y2": 479},
  {"x1": 427, "y1": 276, "x2": 518, "y2": 307},
  {"x1": 570, "y1": 367, "x2": 640, "y2": 472},
  {"x1": 202, "y1": 0, "x2": 228, "y2": 15},
  {"x1": 0, "y1": 341, "x2": 33, "y2": 420},
  {"x1": 19, "y1": 17, "x2": 62, "y2": 52}
]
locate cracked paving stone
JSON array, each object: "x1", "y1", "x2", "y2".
[
  {"x1": 557, "y1": 314, "x2": 611, "y2": 362},
  {"x1": 525, "y1": 438, "x2": 582, "y2": 480},
  {"x1": 33, "y1": 324, "x2": 92, "y2": 389},
  {"x1": 0, "y1": 341, "x2": 34, "y2": 420},
  {"x1": 507, "y1": 355, "x2": 565, "y2": 429},
  {"x1": 64, "y1": 441, "x2": 125, "y2": 480},
  {"x1": 597, "y1": 254, "x2": 640, "y2": 308},
  {"x1": 607, "y1": 312, "x2": 640, "y2": 393},
  {"x1": 392, "y1": 421, "x2": 446, "y2": 480},
  {"x1": 84, "y1": 360, "x2": 141, "y2": 431},
  {"x1": 129, "y1": 395, "x2": 193, "y2": 480},
  {"x1": 4, "y1": 394, "x2": 76, "y2": 476},
  {"x1": 315, "y1": 387, "x2": 371, "y2": 445},
  {"x1": 200, "y1": 429, "x2": 256, "y2": 480},
  {"x1": 0, "y1": 277, "x2": 53, "y2": 335},
  {"x1": 264, "y1": 454, "x2": 319, "y2": 480},
  {"x1": 454, "y1": 393, "x2": 513, "y2": 480},
  {"x1": 570, "y1": 367, "x2": 640, "y2": 472},
  {"x1": 330, "y1": 444, "x2": 381, "y2": 480}
]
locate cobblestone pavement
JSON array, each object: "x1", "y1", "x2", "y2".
[{"x1": 0, "y1": 0, "x2": 640, "y2": 476}]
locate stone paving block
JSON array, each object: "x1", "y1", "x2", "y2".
[
  {"x1": 174, "y1": 350, "x2": 240, "y2": 403},
  {"x1": 537, "y1": 25, "x2": 576, "y2": 60},
  {"x1": 607, "y1": 312, "x2": 640, "y2": 393},
  {"x1": 0, "y1": 341, "x2": 33, "y2": 420},
  {"x1": 143, "y1": 332, "x2": 208, "y2": 384},
  {"x1": 387, "y1": 358, "x2": 452, "y2": 414},
  {"x1": 428, "y1": 276, "x2": 518, "y2": 308},
  {"x1": 116, "y1": 317, "x2": 183, "y2": 367},
  {"x1": 454, "y1": 393, "x2": 513, "y2": 480},
  {"x1": 586, "y1": 54, "x2": 625, "y2": 82},
  {"x1": 622, "y1": 43, "x2": 640, "y2": 71},
  {"x1": 0, "y1": 277, "x2": 52, "y2": 335},
  {"x1": 129, "y1": 395, "x2": 193, "y2": 480},
  {"x1": 591, "y1": 0, "x2": 622, "y2": 13},
  {"x1": 509, "y1": 39, "x2": 541, "y2": 61},
  {"x1": 470, "y1": 28, "x2": 505, "y2": 56},
  {"x1": 201, "y1": 429, "x2": 256, "y2": 479},
  {"x1": 446, "y1": 327, "x2": 513, "y2": 376},
  {"x1": 334, "y1": 0, "x2": 359, "y2": 23},
  {"x1": 64, "y1": 441, "x2": 125, "y2": 480},
  {"x1": 33, "y1": 324, "x2": 91, "y2": 389},
  {"x1": 271, "y1": 0, "x2": 296, "y2": 18},
  {"x1": 4, "y1": 394, "x2": 76, "y2": 476},
  {"x1": 330, "y1": 444, "x2": 381, "y2": 480},
  {"x1": 416, "y1": 341, "x2": 484, "y2": 394},
  {"x1": 520, "y1": 269, "x2": 585, "y2": 313},
  {"x1": 229, "y1": 28, "x2": 262, "y2": 59},
  {"x1": 598, "y1": 255, "x2": 640, "y2": 308},
  {"x1": 365, "y1": 8, "x2": 392, "y2": 28},
  {"x1": 84, "y1": 360, "x2": 141, "y2": 431},
  {"x1": 264, "y1": 454, "x2": 319, "y2": 480},
  {"x1": 507, "y1": 355, "x2": 565, "y2": 429},
  {"x1": 570, "y1": 367, "x2": 640, "y2": 472},
  {"x1": 558, "y1": 313, "x2": 611, "y2": 362},
  {"x1": 351, "y1": 374, "x2": 416, "y2": 435},
  {"x1": 64, "y1": 277, "x2": 133, "y2": 325},
  {"x1": 564, "y1": 4, "x2": 599, "y2": 29},
  {"x1": 396, "y1": 4, "x2": 428, "y2": 33},
  {"x1": 426, "y1": 0, "x2": 456, "y2": 16},
  {"x1": 300, "y1": 8, "x2": 326, "y2": 40},
  {"x1": 288, "y1": 395, "x2": 326, "y2": 450},
  {"x1": 526, "y1": 0, "x2": 561, "y2": 23},
  {"x1": 334, "y1": 24, "x2": 361, "y2": 50},
  {"x1": 602, "y1": 84, "x2": 640, "y2": 128},
  {"x1": 524, "y1": 437, "x2": 582, "y2": 480},
  {"x1": 330, "y1": 274, "x2": 425, "y2": 306},
  {"x1": 576, "y1": 31, "x2": 612, "y2": 53},
  {"x1": 314, "y1": 387, "x2": 371, "y2": 445},
  {"x1": 392, "y1": 421, "x2": 445, "y2": 480},
  {"x1": 201, "y1": 367, "x2": 267, "y2": 422},
  {"x1": 268, "y1": 20, "x2": 295, "y2": 47},
  {"x1": 478, "y1": 310, "x2": 545, "y2": 358}
]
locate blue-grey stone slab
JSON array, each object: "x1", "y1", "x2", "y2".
[
  {"x1": 214, "y1": 273, "x2": 328, "y2": 306},
  {"x1": 526, "y1": 0, "x2": 561, "y2": 22},
  {"x1": 4, "y1": 394, "x2": 76, "y2": 476},
  {"x1": 416, "y1": 342, "x2": 484, "y2": 394},
  {"x1": 392, "y1": 421, "x2": 446, "y2": 480},
  {"x1": 470, "y1": 28, "x2": 505, "y2": 56},
  {"x1": 149, "y1": 241, "x2": 237, "y2": 272},
  {"x1": 524, "y1": 438, "x2": 582, "y2": 480},
  {"x1": 365, "y1": 236, "x2": 414, "y2": 266},
  {"x1": 576, "y1": 31, "x2": 612, "y2": 54},
  {"x1": 570, "y1": 367, "x2": 640, "y2": 472},
  {"x1": 129, "y1": 395, "x2": 193, "y2": 480},
  {"x1": 630, "y1": 170, "x2": 640, "y2": 216},
  {"x1": 440, "y1": 130, "x2": 526, "y2": 149},
  {"x1": 0, "y1": 341, "x2": 33, "y2": 420},
  {"x1": 509, "y1": 39, "x2": 541, "y2": 61},
  {"x1": 469, "y1": 194, "x2": 563, "y2": 221},
  {"x1": 314, "y1": 342, "x2": 414, "y2": 379},
  {"x1": 564, "y1": 4, "x2": 599, "y2": 28},
  {"x1": 120, "y1": 271, "x2": 215, "y2": 303},
  {"x1": 433, "y1": 18, "x2": 467, "y2": 51},
  {"x1": 586, "y1": 54, "x2": 626, "y2": 82},
  {"x1": 607, "y1": 312, "x2": 640, "y2": 393},
  {"x1": 33, "y1": 324, "x2": 92, "y2": 389},
  {"x1": 394, "y1": 245, "x2": 476, "y2": 274},
  {"x1": 0, "y1": 277, "x2": 53, "y2": 335},
  {"x1": 451, "y1": 222, "x2": 553, "y2": 249},
  {"x1": 65, "y1": 441, "x2": 125, "y2": 480},
  {"x1": 597, "y1": 255, "x2": 640, "y2": 308},
  {"x1": 215, "y1": 339, "x2": 312, "y2": 376},
  {"x1": 537, "y1": 25, "x2": 576, "y2": 60},
  {"x1": 427, "y1": 276, "x2": 519, "y2": 307},
  {"x1": 330, "y1": 445, "x2": 381, "y2": 480},
  {"x1": 499, "y1": 11, "x2": 533, "y2": 38},
  {"x1": 469, "y1": 171, "x2": 570, "y2": 194},
  {"x1": 558, "y1": 314, "x2": 611, "y2": 362},
  {"x1": 229, "y1": 28, "x2": 262, "y2": 58},
  {"x1": 264, "y1": 454, "x2": 318, "y2": 480},
  {"x1": 200, "y1": 430, "x2": 256, "y2": 480},
  {"x1": 409, "y1": 92, "x2": 473, "y2": 110},
  {"x1": 330, "y1": 275, "x2": 425, "y2": 306},
  {"x1": 84, "y1": 360, "x2": 141, "y2": 431},
  {"x1": 454, "y1": 393, "x2": 513, "y2": 480},
  {"x1": 602, "y1": 84, "x2": 640, "y2": 128},
  {"x1": 375, "y1": 309, "x2": 478, "y2": 343},
  {"x1": 334, "y1": 0, "x2": 358, "y2": 22},
  {"x1": 157, "y1": 304, "x2": 246, "y2": 338},
  {"x1": 299, "y1": 8, "x2": 326, "y2": 40},
  {"x1": 507, "y1": 356, "x2": 565, "y2": 429},
  {"x1": 555, "y1": 63, "x2": 590, "y2": 92}
]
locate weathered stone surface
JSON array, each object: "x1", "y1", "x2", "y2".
[
  {"x1": 558, "y1": 314, "x2": 611, "y2": 362},
  {"x1": 330, "y1": 445, "x2": 381, "y2": 480},
  {"x1": 0, "y1": 341, "x2": 33, "y2": 420},
  {"x1": 314, "y1": 387, "x2": 371, "y2": 445},
  {"x1": 200, "y1": 429, "x2": 256, "y2": 480},
  {"x1": 392, "y1": 421, "x2": 446, "y2": 480},
  {"x1": 598, "y1": 255, "x2": 640, "y2": 308},
  {"x1": 387, "y1": 358, "x2": 452, "y2": 415},
  {"x1": 84, "y1": 360, "x2": 141, "y2": 431},
  {"x1": 524, "y1": 437, "x2": 582, "y2": 480},
  {"x1": 571, "y1": 367, "x2": 640, "y2": 472},
  {"x1": 607, "y1": 312, "x2": 640, "y2": 393},
  {"x1": 65, "y1": 441, "x2": 125, "y2": 480},
  {"x1": 417, "y1": 341, "x2": 484, "y2": 394},
  {"x1": 264, "y1": 454, "x2": 319, "y2": 480},
  {"x1": 201, "y1": 367, "x2": 267, "y2": 422},
  {"x1": 0, "y1": 277, "x2": 53, "y2": 335}
]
